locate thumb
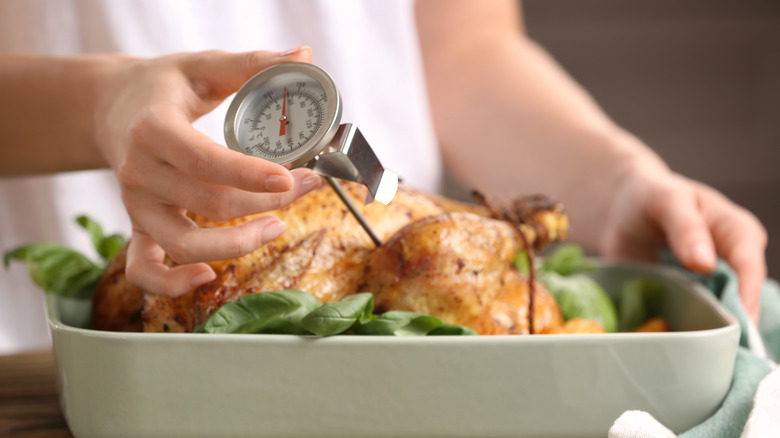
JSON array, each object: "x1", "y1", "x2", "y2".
[{"x1": 182, "y1": 46, "x2": 313, "y2": 102}]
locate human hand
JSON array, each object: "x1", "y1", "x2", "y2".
[
  {"x1": 600, "y1": 163, "x2": 767, "y2": 322},
  {"x1": 93, "y1": 47, "x2": 322, "y2": 297}
]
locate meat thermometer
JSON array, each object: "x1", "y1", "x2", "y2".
[{"x1": 224, "y1": 62, "x2": 399, "y2": 246}]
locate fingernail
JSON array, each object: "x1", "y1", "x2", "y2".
[
  {"x1": 261, "y1": 220, "x2": 287, "y2": 242},
  {"x1": 279, "y1": 46, "x2": 308, "y2": 57},
  {"x1": 190, "y1": 270, "x2": 216, "y2": 288},
  {"x1": 691, "y1": 242, "x2": 717, "y2": 269},
  {"x1": 265, "y1": 174, "x2": 292, "y2": 192},
  {"x1": 300, "y1": 174, "x2": 322, "y2": 194}
]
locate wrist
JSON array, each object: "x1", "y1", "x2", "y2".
[
  {"x1": 561, "y1": 128, "x2": 669, "y2": 253},
  {"x1": 89, "y1": 54, "x2": 139, "y2": 168}
]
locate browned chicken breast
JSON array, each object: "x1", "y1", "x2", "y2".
[
  {"x1": 365, "y1": 213, "x2": 562, "y2": 334},
  {"x1": 92, "y1": 182, "x2": 571, "y2": 334}
]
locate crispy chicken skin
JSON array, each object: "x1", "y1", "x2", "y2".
[
  {"x1": 92, "y1": 245, "x2": 144, "y2": 332},
  {"x1": 92, "y1": 182, "x2": 570, "y2": 334},
  {"x1": 365, "y1": 213, "x2": 562, "y2": 334}
]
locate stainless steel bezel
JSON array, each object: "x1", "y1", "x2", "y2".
[{"x1": 224, "y1": 62, "x2": 343, "y2": 168}]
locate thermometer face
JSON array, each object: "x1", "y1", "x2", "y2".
[{"x1": 224, "y1": 63, "x2": 342, "y2": 168}]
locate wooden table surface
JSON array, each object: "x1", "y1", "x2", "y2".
[{"x1": 0, "y1": 351, "x2": 73, "y2": 438}]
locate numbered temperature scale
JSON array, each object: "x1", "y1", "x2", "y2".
[{"x1": 224, "y1": 63, "x2": 398, "y2": 246}]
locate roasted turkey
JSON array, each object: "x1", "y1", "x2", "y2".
[{"x1": 93, "y1": 182, "x2": 577, "y2": 335}]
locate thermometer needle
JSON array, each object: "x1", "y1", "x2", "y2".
[
  {"x1": 279, "y1": 88, "x2": 288, "y2": 136},
  {"x1": 325, "y1": 177, "x2": 382, "y2": 247}
]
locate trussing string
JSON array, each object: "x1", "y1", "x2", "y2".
[{"x1": 472, "y1": 191, "x2": 536, "y2": 335}]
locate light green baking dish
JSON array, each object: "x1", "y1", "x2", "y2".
[{"x1": 47, "y1": 262, "x2": 739, "y2": 438}]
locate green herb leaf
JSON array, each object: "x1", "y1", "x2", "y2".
[
  {"x1": 427, "y1": 324, "x2": 478, "y2": 336},
  {"x1": 353, "y1": 310, "x2": 420, "y2": 335},
  {"x1": 615, "y1": 279, "x2": 665, "y2": 332},
  {"x1": 76, "y1": 215, "x2": 105, "y2": 258},
  {"x1": 4, "y1": 243, "x2": 103, "y2": 299},
  {"x1": 301, "y1": 292, "x2": 375, "y2": 336},
  {"x1": 354, "y1": 310, "x2": 478, "y2": 336},
  {"x1": 199, "y1": 289, "x2": 323, "y2": 334},
  {"x1": 76, "y1": 215, "x2": 126, "y2": 263},
  {"x1": 393, "y1": 314, "x2": 450, "y2": 336},
  {"x1": 4, "y1": 216, "x2": 128, "y2": 300},
  {"x1": 541, "y1": 272, "x2": 618, "y2": 333},
  {"x1": 100, "y1": 234, "x2": 127, "y2": 263},
  {"x1": 3, "y1": 245, "x2": 28, "y2": 269},
  {"x1": 513, "y1": 250, "x2": 530, "y2": 275},
  {"x1": 541, "y1": 243, "x2": 594, "y2": 276}
]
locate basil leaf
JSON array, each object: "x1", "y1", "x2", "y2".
[
  {"x1": 541, "y1": 272, "x2": 618, "y2": 333},
  {"x1": 76, "y1": 215, "x2": 126, "y2": 263},
  {"x1": 76, "y1": 215, "x2": 106, "y2": 257},
  {"x1": 4, "y1": 216, "x2": 129, "y2": 300},
  {"x1": 541, "y1": 243, "x2": 594, "y2": 276},
  {"x1": 5, "y1": 243, "x2": 103, "y2": 299},
  {"x1": 100, "y1": 234, "x2": 127, "y2": 263},
  {"x1": 428, "y1": 324, "x2": 478, "y2": 336},
  {"x1": 616, "y1": 279, "x2": 665, "y2": 332},
  {"x1": 354, "y1": 310, "x2": 478, "y2": 336},
  {"x1": 513, "y1": 250, "x2": 530, "y2": 275},
  {"x1": 301, "y1": 292, "x2": 375, "y2": 336},
  {"x1": 3, "y1": 245, "x2": 28, "y2": 269},
  {"x1": 392, "y1": 314, "x2": 446, "y2": 336},
  {"x1": 199, "y1": 289, "x2": 322, "y2": 334},
  {"x1": 396, "y1": 314, "x2": 478, "y2": 336},
  {"x1": 354, "y1": 310, "x2": 420, "y2": 335}
]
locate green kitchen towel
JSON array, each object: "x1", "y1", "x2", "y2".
[{"x1": 662, "y1": 257, "x2": 778, "y2": 438}]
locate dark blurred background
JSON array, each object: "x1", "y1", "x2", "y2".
[{"x1": 522, "y1": 0, "x2": 780, "y2": 279}]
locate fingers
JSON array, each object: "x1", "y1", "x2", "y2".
[
  {"x1": 122, "y1": 167, "x2": 320, "y2": 297},
  {"x1": 139, "y1": 207, "x2": 288, "y2": 264},
  {"x1": 697, "y1": 185, "x2": 767, "y2": 321},
  {"x1": 123, "y1": 166, "x2": 321, "y2": 297},
  {"x1": 126, "y1": 162, "x2": 321, "y2": 222},
  {"x1": 140, "y1": 114, "x2": 295, "y2": 192},
  {"x1": 125, "y1": 231, "x2": 217, "y2": 298},
  {"x1": 726, "y1": 243, "x2": 766, "y2": 323},
  {"x1": 645, "y1": 176, "x2": 717, "y2": 273},
  {"x1": 646, "y1": 176, "x2": 767, "y2": 322},
  {"x1": 125, "y1": 210, "x2": 294, "y2": 297},
  {"x1": 181, "y1": 46, "x2": 313, "y2": 104}
]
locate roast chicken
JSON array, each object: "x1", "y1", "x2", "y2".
[{"x1": 93, "y1": 182, "x2": 576, "y2": 335}]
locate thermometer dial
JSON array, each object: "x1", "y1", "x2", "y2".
[
  {"x1": 224, "y1": 62, "x2": 399, "y2": 247},
  {"x1": 224, "y1": 62, "x2": 342, "y2": 169}
]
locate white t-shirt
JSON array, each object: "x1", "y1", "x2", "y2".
[{"x1": 0, "y1": 0, "x2": 442, "y2": 353}]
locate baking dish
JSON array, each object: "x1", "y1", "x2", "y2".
[{"x1": 47, "y1": 262, "x2": 739, "y2": 438}]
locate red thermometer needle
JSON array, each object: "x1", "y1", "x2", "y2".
[{"x1": 279, "y1": 87, "x2": 288, "y2": 136}]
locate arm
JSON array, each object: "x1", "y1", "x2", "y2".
[
  {"x1": 416, "y1": 0, "x2": 766, "y2": 319},
  {"x1": 0, "y1": 49, "x2": 322, "y2": 297},
  {"x1": 0, "y1": 54, "x2": 117, "y2": 174}
]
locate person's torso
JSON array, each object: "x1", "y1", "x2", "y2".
[{"x1": 0, "y1": 0, "x2": 442, "y2": 353}]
